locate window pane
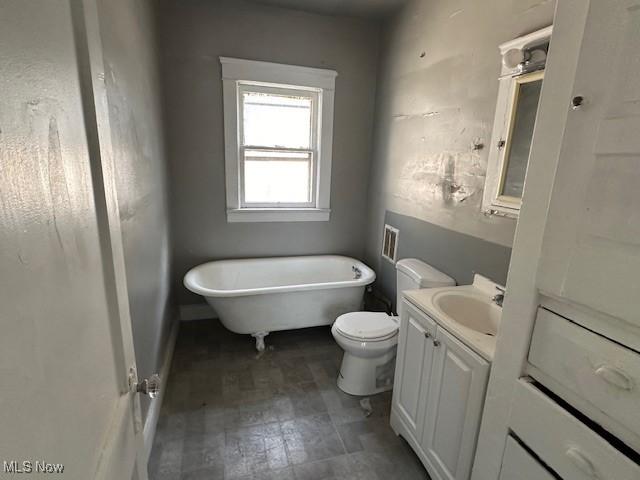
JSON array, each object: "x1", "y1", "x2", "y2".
[
  {"x1": 501, "y1": 78, "x2": 543, "y2": 198},
  {"x1": 242, "y1": 91, "x2": 312, "y2": 149},
  {"x1": 244, "y1": 150, "x2": 312, "y2": 204}
]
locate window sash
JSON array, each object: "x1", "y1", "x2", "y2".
[
  {"x1": 237, "y1": 83, "x2": 320, "y2": 209},
  {"x1": 238, "y1": 83, "x2": 319, "y2": 150},
  {"x1": 239, "y1": 147, "x2": 317, "y2": 208}
]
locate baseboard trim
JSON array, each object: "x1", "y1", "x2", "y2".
[
  {"x1": 143, "y1": 319, "x2": 179, "y2": 462},
  {"x1": 179, "y1": 303, "x2": 216, "y2": 321}
]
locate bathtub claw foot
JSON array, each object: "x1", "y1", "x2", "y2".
[{"x1": 252, "y1": 332, "x2": 269, "y2": 352}]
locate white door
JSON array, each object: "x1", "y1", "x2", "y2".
[
  {"x1": 392, "y1": 301, "x2": 437, "y2": 441},
  {"x1": 0, "y1": 2, "x2": 149, "y2": 479},
  {"x1": 536, "y1": 0, "x2": 640, "y2": 335},
  {"x1": 422, "y1": 328, "x2": 489, "y2": 480}
]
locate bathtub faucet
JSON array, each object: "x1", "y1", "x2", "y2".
[{"x1": 352, "y1": 265, "x2": 362, "y2": 279}]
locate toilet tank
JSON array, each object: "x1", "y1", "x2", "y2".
[{"x1": 395, "y1": 258, "x2": 455, "y2": 310}]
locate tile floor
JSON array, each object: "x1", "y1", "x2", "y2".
[{"x1": 149, "y1": 319, "x2": 430, "y2": 480}]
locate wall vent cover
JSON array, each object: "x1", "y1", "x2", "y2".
[{"x1": 381, "y1": 224, "x2": 399, "y2": 264}]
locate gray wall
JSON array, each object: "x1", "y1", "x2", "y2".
[
  {"x1": 364, "y1": 0, "x2": 555, "y2": 283},
  {"x1": 98, "y1": 0, "x2": 174, "y2": 418},
  {"x1": 380, "y1": 212, "x2": 512, "y2": 311},
  {"x1": 156, "y1": 0, "x2": 380, "y2": 304}
]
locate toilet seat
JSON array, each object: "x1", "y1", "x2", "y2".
[{"x1": 334, "y1": 311, "x2": 398, "y2": 342}]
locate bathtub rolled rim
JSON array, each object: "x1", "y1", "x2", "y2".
[{"x1": 183, "y1": 255, "x2": 376, "y2": 298}]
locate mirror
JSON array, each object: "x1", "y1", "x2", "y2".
[
  {"x1": 499, "y1": 71, "x2": 543, "y2": 200},
  {"x1": 482, "y1": 26, "x2": 551, "y2": 218}
]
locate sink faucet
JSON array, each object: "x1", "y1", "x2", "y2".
[{"x1": 492, "y1": 286, "x2": 505, "y2": 307}]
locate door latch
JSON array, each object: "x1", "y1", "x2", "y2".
[{"x1": 129, "y1": 367, "x2": 161, "y2": 399}]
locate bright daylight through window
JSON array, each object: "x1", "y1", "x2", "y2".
[
  {"x1": 221, "y1": 57, "x2": 336, "y2": 222},
  {"x1": 241, "y1": 88, "x2": 315, "y2": 206}
]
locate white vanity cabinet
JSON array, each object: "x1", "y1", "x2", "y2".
[
  {"x1": 421, "y1": 327, "x2": 490, "y2": 480},
  {"x1": 391, "y1": 299, "x2": 490, "y2": 480},
  {"x1": 393, "y1": 300, "x2": 438, "y2": 442}
]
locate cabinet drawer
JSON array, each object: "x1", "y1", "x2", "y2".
[
  {"x1": 529, "y1": 308, "x2": 640, "y2": 448},
  {"x1": 499, "y1": 436, "x2": 555, "y2": 480},
  {"x1": 510, "y1": 380, "x2": 640, "y2": 480}
]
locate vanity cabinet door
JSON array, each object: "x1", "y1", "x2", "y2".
[
  {"x1": 422, "y1": 327, "x2": 490, "y2": 480},
  {"x1": 392, "y1": 300, "x2": 437, "y2": 443}
]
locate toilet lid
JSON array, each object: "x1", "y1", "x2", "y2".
[{"x1": 335, "y1": 312, "x2": 398, "y2": 341}]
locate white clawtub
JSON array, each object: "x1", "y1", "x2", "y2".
[{"x1": 183, "y1": 255, "x2": 376, "y2": 351}]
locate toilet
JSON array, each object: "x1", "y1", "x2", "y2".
[{"x1": 331, "y1": 258, "x2": 455, "y2": 396}]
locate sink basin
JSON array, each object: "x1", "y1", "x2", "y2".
[{"x1": 432, "y1": 292, "x2": 501, "y2": 336}]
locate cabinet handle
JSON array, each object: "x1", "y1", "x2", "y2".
[
  {"x1": 424, "y1": 331, "x2": 431, "y2": 339},
  {"x1": 565, "y1": 446, "x2": 596, "y2": 477},
  {"x1": 433, "y1": 340, "x2": 441, "y2": 347},
  {"x1": 594, "y1": 365, "x2": 634, "y2": 391}
]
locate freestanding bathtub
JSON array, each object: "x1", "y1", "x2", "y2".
[{"x1": 184, "y1": 255, "x2": 376, "y2": 350}]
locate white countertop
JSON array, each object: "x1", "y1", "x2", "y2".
[{"x1": 403, "y1": 275, "x2": 503, "y2": 362}]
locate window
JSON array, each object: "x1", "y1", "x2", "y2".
[
  {"x1": 482, "y1": 26, "x2": 552, "y2": 218},
  {"x1": 240, "y1": 86, "x2": 316, "y2": 207},
  {"x1": 220, "y1": 57, "x2": 337, "y2": 222}
]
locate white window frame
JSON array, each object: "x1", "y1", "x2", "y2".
[
  {"x1": 238, "y1": 84, "x2": 318, "y2": 209},
  {"x1": 220, "y1": 57, "x2": 337, "y2": 222},
  {"x1": 482, "y1": 26, "x2": 552, "y2": 219}
]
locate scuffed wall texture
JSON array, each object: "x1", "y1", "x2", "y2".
[
  {"x1": 365, "y1": 0, "x2": 555, "y2": 275},
  {"x1": 156, "y1": 0, "x2": 380, "y2": 305},
  {"x1": 97, "y1": 0, "x2": 174, "y2": 418}
]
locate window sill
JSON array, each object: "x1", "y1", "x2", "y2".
[{"x1": 226, "y1": 208, "x2": 331, "y2": 223}]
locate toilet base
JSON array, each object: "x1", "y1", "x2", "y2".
[{"x1": 336, "y1": 349, "x2": 397, "y2": 396}]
